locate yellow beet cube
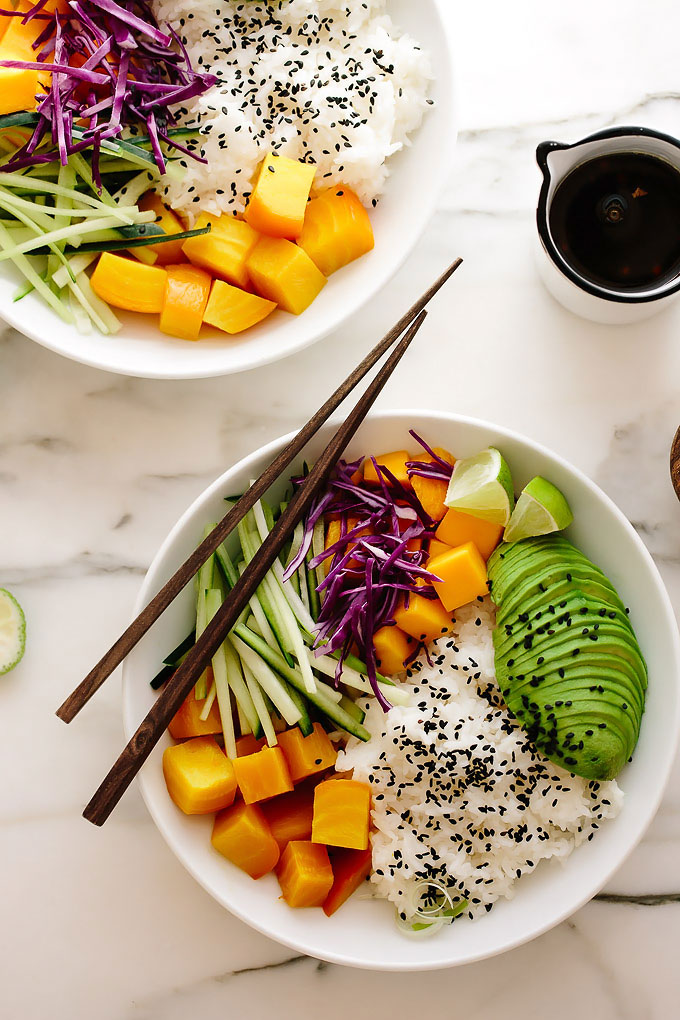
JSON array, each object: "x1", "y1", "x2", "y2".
[
  {"x1": 204, "y1": 279, "x2": 276, "y2": 334},
  {"x1": 298, "y1": 186, "x2": 374, "y2": 275},
  {"x1": 90, "y1": 252, "x2": 167, "y2": 313},
  {"x1": 245, "y1": 153, "x2": 316, "y2": 239},
  {"x1": 393, "y1": 592, "x2": 454, "y2": 644},
  {"x1": 372, "y1": 625, "x2": 413, "y2": 676},
  {"x1": 363, "y1": 450, "x2": 412, "y2": 488},
  {"x1": 246, "y1": 237, "x2": 326, "y2": 314},
  {"x1": 312, "y1": 779, "x2": 371, "y2": 850},
  {"x1": 277, "y1": 840, "x2": 334, "y2": 908},
  {"x1": 182, "y1": 213, "x2": 260, "y2": 289},
  {"x1": 160, "y1": 263, "x2": 211, "y2": 341},
  {"x1": 436, "y1": 508, "x2": 503, "y2": 561},
  {"x1": 211, "y1": 802, "x2": 280, "y2": 879},
  {"x1": 138, "y1": 192, "x2": 187, "y2": 264},
  {"x1": 162, "y1": 736, "x2": 237, "y2": 815},
  {"x1": 428, "y1": 541, "x2": 489, "y2": 612}
]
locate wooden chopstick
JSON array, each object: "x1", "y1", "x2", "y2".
[
  {"x1": 83, "y1": 309, "x2": 428, "y2": 826},
  {"x1": 57, "y1": 257, "x2": 462, "y2": 725}
]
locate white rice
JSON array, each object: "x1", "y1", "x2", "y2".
[
  {"x1": 151, "y1": 0, "x2": 433, "y2": 222},
  {"x1": 337, "y1": 599, "x2": 623, "y2": 923}
]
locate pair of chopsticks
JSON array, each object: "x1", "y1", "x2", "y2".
[{"x1": 59, "y1": 257, "x2": 462, "y2": 826}]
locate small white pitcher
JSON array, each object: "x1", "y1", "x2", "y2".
[{"x1": 535, "y1": 125, "x2": 680, "y2": 325}]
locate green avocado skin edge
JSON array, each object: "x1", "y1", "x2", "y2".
[{"x1": 488, "y1": 535, "x2": 647, "y2": 781}]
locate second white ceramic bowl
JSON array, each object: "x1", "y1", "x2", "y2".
[
  {"x1": 0, "y1": 0, "x2": 455, "y2": 378},
  {"x1": 122, "y1": 409, "x2": 680, "y2": 970}
]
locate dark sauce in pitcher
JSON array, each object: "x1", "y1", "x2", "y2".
[{"x1": 549, "y1": 151, "x2": 680, "y2": 291}]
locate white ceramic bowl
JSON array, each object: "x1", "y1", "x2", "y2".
[
  {"x1": 0, "y1": 1, "x2": 455, "y2": 379},
  {"x1": 122, "y1": 410, "x2": 680, "y2": 969}
]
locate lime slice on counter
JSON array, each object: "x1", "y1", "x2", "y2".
[
  {"x1": 0, "y1": 589, "x2": 26, "y2": 675},
  {"x1": 503, "y1": 476, "x2": 574, "y2": 543},
  {"x1": 444, "y1": 447, "x2": 515, "y2": 525}
]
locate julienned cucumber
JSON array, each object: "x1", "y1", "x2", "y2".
[
  {"x1": 233, "y1": 624, "x2": 370, "y2": 741},
  {"x1": 71, "y1": 223, "x2": 210, "y2": 253}
]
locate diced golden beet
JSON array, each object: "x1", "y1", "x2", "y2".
[
  {"x1": 245, "y1": 154, "x2": 316, "y2": 239},
  {"x1": 183, "y1": 213, "x2": 260, "y2": 289},
  {"x1": 393, "y1": 592, "x2": 453, "y2": 644},
  {"x1": 323, "y1": 847, "x2": 372, "y2": 916},
  {"x1": 428, "y1": 541, "x2": 489, "y2": 612},
  {"x1": 90, "y1": 252, "x2": 166, "y2": 313},
  {"x1": 138, "y1": 192, "x2": 187, "y2": 264},
  {"x1": 277, "y1": 840, "x2": 334, "y2": 908},
  {"x1": 211, "y1": 801, "x2": 280, "y2": 879},
  {"x1": 372, "y1": 625, "x2": 412, "y2": 676},
  {"x1": 168, "y1": 674, "x2": 222, "y2": 738},
  {"x1": 232, "y1": 745, "x2": 293, "y2": 804},
  {"x1": 363, "y1": 451, "x2": 412, "y2": 489},
  {"x1": 312, "y1": 779, "x2": 371, "y2": 850},
  {"x1": 162, "y1": 736, "x2": 237, "y2": 815},
  {"x1": 277, "y1": 723, "x2": 337, "y2": 782},
  {"x1": 246, "y1": 237, "x2": 326, "y2": 314},
  {"x1": 298, "y1": 186, "x2": 374, "y2": 275},
  {"x1": 203, "y1": 278, "x2": 276, "y2": 334},
  {"x1": 436, "y1": 508, "x2": 503, "y2": 561},
  {"x1": 159, "y1": 264, "x2": 211, "y2": 341},
  {"x1": 235, "y1": 734, "x2": 266, "y2": 757},
  {"x1": 428, "y1": 537, "x2": 452, "y2": 560},
  {"x1": 262, "y1": 782, "x2": 315, "y2": 851},
  {"x1": 405, "y1": 536, "x2": 422, "y2": 554}
]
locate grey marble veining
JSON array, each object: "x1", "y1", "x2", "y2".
[{"x1": 2, "y1": 2, "x2": 680, "y2": 1017}]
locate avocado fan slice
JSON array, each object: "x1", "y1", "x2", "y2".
[{"x1": 489, "y1": 534, "x2": 647, "y2": 781}]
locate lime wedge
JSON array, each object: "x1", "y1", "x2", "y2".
[
  {"x1": 0, "y1": 589, "x2": 26, "y2": 675},
  {"x1": 444, "y1": 447, "x2": 515, "y2": 525},
  {"x1": 503, "y1": 476, "x2": 574, "y2": 543}
]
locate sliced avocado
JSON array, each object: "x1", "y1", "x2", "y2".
[
  {"x1": 495, "y1": 572, "x2": 626, "y2": 628},
  {"x1": 489, "y1": 534, "x2": 647, "y2": 781}
]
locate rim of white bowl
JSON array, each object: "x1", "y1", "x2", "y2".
[
  {"x1": 123, "y1": 409, "x2": 680, "y2": 970},
  {"x1": 0, "y1": 0, "x2": 457, "y2": 380}
]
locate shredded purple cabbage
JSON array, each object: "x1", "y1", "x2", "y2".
[
  {"x1": 291, "y1": 445, "x2": 453, "y2": 710},
  {"x1": 0, "y1": 0, "x2": 217, "y2": 176},
  {"x1": 405, "y1": 429, "x2": 456, "y2": 483}
]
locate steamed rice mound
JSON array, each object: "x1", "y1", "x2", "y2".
[
  {"x1": 151, "y1": 0, "x2": 432, "y2": 221},
  {"x1": 338, "y1": 599, "x2": 623, "y2": 922}
]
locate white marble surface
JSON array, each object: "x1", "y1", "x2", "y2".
[{"x1": 2, "y1": 1, "x2": 680, "y2": 1016}]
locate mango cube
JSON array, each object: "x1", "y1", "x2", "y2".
[
  {"x1": 245, "y1": 153, "x2": 316, "y2": 239},
  {"x1": 372, "y1": 625, "x2": 413, "y2": 676},
  {"x1": 182, "y1": 213, "x2": 260, "y2": 289},
  {"x1": 298, "y1": 186, "x2": 374, "y2": 275},
  {"x1": 212, "y1": 801, "x2": 280, "y2": 879},
  {"x1": 246, "y1": 237, "x2": 326, "y2": 314},
  {"x1": 363, "y1": 450, "x2": 412, "y2": 488},
  {"x1": 277, "y1": 840, "x2": 334, "y2": 908},
  {"x1": 427, "y1": 538, "x2": 452, "y2": 560},
  {"x1": 393, "y1": 592, "x2": 454, "y2": 644},
  {"x1": 428, "y1": 541, "x2": 489, "y2": 612},
  {"x1": 436, "y1": 508, "x2": 503, "y2": 561},
  {"x1": 162, "y1": 736, "x2": 237, "y2": 815},
  {"x1": 204, "y1": 278, "x2": 276, "y2": 334}
]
